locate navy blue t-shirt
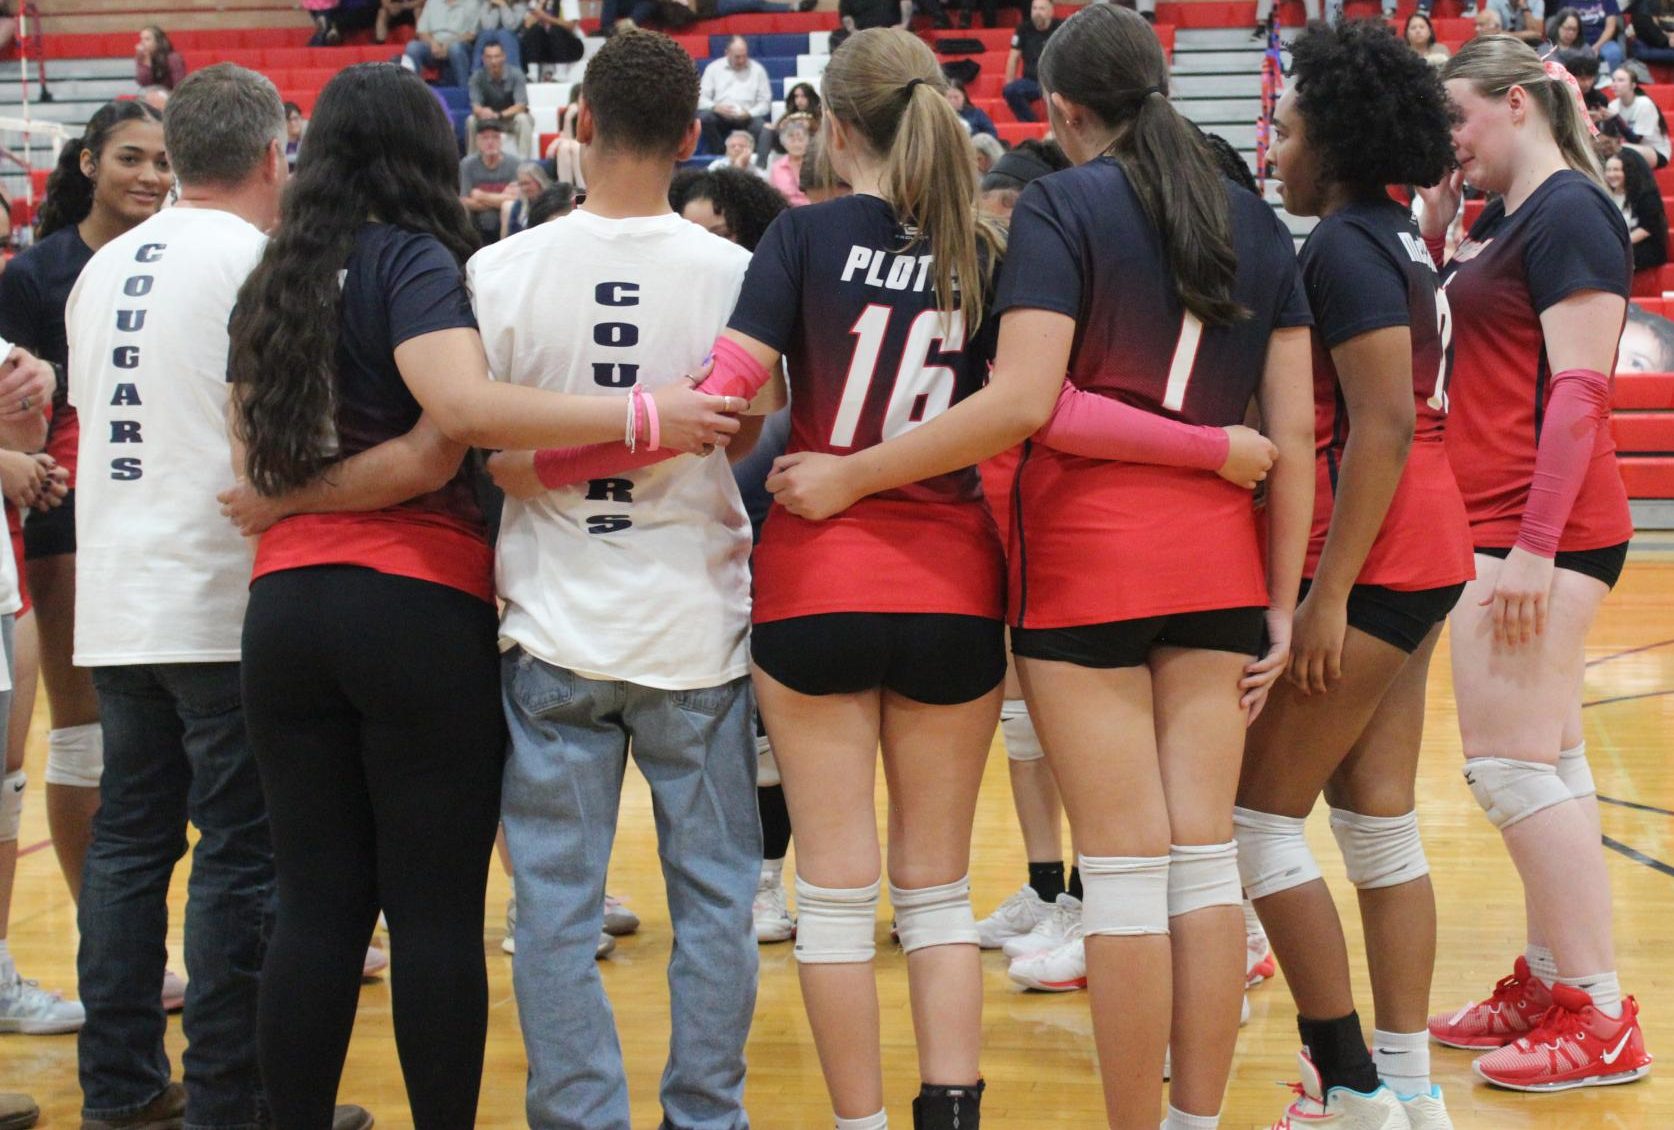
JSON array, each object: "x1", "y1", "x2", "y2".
[
  {"x1": 0, "y1": 225, "x2": 95, "y2": 420},
  {"x1": 994, "y1": 157, "x2": 1311, "y2": 427},
  {"x1": 1574, "y1": 0, "x2": 1620, "y2": 44}
]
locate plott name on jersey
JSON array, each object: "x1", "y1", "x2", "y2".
[
  {"x1": 106, "y1": 241, "x2": 167, "y2": 481},
  {"x1": 589, "y1": 280, "x2": 641, "y2": 536},
  {"x1": 840, "y1": 245, "x2": 936, "y2": 293}
]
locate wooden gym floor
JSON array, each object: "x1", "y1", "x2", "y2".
[{"x1": 3, "y1": 549, "x2": 1673, "y2": 1128}]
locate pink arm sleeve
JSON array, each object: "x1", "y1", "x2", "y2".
[
  {"x1": 1033, "y1": 381, "x2": 1230, "y2": 470},
  {"x1": 1514, "y1": 368, "x2": 1612, "y2": 558}
]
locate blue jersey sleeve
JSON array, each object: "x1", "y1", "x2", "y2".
[
  {"x1": 727, "y1": 210, "x2": 805, "y2": 353},
  {"x1": 1523, "y1": 178, "x2": 1631, "y2": 313},
  {"x1": 992, "y1": 180, "x2": 1082, "y2": 321},
  {"x1": 1301, "y1": 218, "x2": 1408, "y2": 349},
  {"x1": 385, "y1": 233, "x2": 477, "y2": 349}
]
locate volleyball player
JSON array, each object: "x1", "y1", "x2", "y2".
[
  {"x1": 0, "y1": 103, "x2": 169, "y2": 979},
  {"x1": 1236, "y1": 22, "x2": 1467, "y2": 1130},
  {"x1": 1417, "y1": 37, "x2": 1651, "y2": 1092},
  {"x1": 768, "y1": 11, "x2": 1312, "y2": 1128}
]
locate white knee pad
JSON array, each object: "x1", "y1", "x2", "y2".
[
  {"x1": 1232, "y1": 806, "x2": 1322, "y2": 900},
  {"x1": 1168, "y1": 841, "x2": 1242, "y2": 917},
  {"x1": 999, "y1": 699, "x2": 1044, "y2": 762},
  {"x1": 889, "y1": 875, "x2": 979, "y2": 953},
  {"x1": 793, "y1": 877, "x2": 880, "y2": 965},
  {"x1": 44, "y1": 723, "x2": 103, "y2": 788},
  {"x1": 0, "y1": 770, "x2": 23, "y2": 842},
  {"x1": 1327, "y1": 808, "x2": 1429, "y2": 890},
  {"x1": 756, "y1": 742, "x2": 780, "y2": 787},
  {"x1": 1464, "y1": 757, "x2": 1570, "y2": 830},
  {"x1": 1078, "y1": 853, "x2": 1170, "y2": 937},
  {"x1": 1557, "y1": 741, "x2": 1595, "y2": 800}
]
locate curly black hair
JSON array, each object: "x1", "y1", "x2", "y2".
[
  {"x1": 583, "y1": 28, "x2": 699, "y2": 157},
  {"x1": 1289, "y1": 19, "x2": 1455, "y2": 192},
  {"x1": 669, "y1": 167, "x2": 788, "y2": 252}
]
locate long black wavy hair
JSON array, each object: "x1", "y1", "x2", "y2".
[
  {"x1": 228, "y1": 63, "x2": 479, "y2": 496},
  {"x1": 36, "y1": 99, "x2": 163, "y2": 239},
  {"x1": 669, "y1": 166, "x2": 788, "y2": 252}
]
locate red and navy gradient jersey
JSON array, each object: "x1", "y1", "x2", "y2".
[
  {"x1": 728, "y1": 194, "x2": 1006, "y2": 623},
  {"x1": 1301, "y1": 199, "x2": 1473, "y2": 591},
  {"x1": 994, "y1": 159, "x2": 1313, "y2": 628},
  {"x1": 1442, "y1": 170, "x2": 1634, "y2": 552}
]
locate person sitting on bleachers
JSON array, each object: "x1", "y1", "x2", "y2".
[
  {"x1": 376, "y1": 0, "x2": 425, "y2": 44},
  {"x1": 1604, "y1": 146, "x2": 1669, "y2": 271},
  {"x1": 1003, "y1": 0, "x2": 1059, "y2": 123},
  {"x1": 468, "y1": 41, "x2": 535, "y2": 156},
  {"x1": 1608, "y1": 62, "x2": 1670, "y2": 167},
  {"x1": 403, "y1": 0, "x2": 480, "y2": 89},
  {"x1": 543, "y1": 84, "x2": 586, "y2": 189},
  {"x1": 285, "y1": 101, "x2": 306, "y2": 171},
  {"x1": 521, "y1": 0, "x2": 585, "y2": 81},
  {"x1": 710, "y1": 130, "x2": 771, "y2": 177},
  {"x1": 476, "y1": 0, "x2": 525, "y2": 72},
  {"x1": 460, "y1": 118, "x2": 518, "y2": 242},
  {"x1": 135, "y1": 25, "x2": 186, "y2": 91},
  {"x1": 766, "y1": 111, "x2": 812, "y2": 205},
  {"x1": 946, "y1": 77, "x2": 997, "y2": 137},
  {"x1": 698, "y1": 37, "x2": 772, "y2": 155},
  {"x1": 840, "y1": 0, "x2": 904, "y2": 34},
  {"x1": 501, "y1": 161, "x2": 553, "y2": 237},
  {"x1": 971, "y1": 130, "x2": 1005, "y2": 174},
  {"x1": 304, "y1": 0, "x2": 345, "y2": 45}
]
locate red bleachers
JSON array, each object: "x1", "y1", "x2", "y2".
[
  {"x1": 996, "y1": 120, "x2": 1049, "y2": 144},
  {"x1": 1611, "y1": 370, "x2": 1674, "y2": 497}
]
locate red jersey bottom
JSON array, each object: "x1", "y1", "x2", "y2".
[
  {"x1": 6, "y1": 503, "x2": 28, "y2": 616},
  {"x1": 254, "y1": 510, "x2": 495, "y2": 605},
  {"x1": 978, "y1": 444, "x2": 1023, "y2": 557},
  {"x1": 46, "y1": 405, "x2": 77, "y2": 485},
  {"x1": 1452, "y1": 430, "x2": 1635, "y2": 553},
  {"x1": 1306, "y1": 438, "x2": 1476, "y2": 591},
  {"x1": 752, "y1": 495, "x2": 1006, "y2": 625},
  {"x1": 1010, "y1": 449, "x2": 1268, "y2": 630}
]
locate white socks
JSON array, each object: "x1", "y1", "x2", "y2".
[
  {"x1": 0, "y1": 937, "x2": 12, "y2": 983},
  {"x1": 762, "y1": 857, "x2": 785, "y2": 881},
  {"x1": 1561, "y1": 971, "x2": 1624, "y2": 1018},
  {"x1": 1525, "y1": 943, "x2": 1558, "y2": 984},
  {"x1": 1372, "y1": 1029, "x2": 1430, "y2": 1100},
  {"x1": 1242, "y1": 898, "x2": 1263, "y2": 938},
  {"x1": 1163, "y1": 1106, "x2": 1219, "y2": 1130},
  {"x1": 835, "y1": 1112, "x2": 887, "y2": 1130}
]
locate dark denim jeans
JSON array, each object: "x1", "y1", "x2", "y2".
[{"x1": 78, "y1": 663, "x2": 272, "y2": 1130}]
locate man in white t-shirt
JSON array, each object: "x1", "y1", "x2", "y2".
[
  {"x1": 64, "y1": 66, "x2": 376, "y2": 1130},
  {"x1": 469, "y1": 30, "x2": 768, "y2": 1130}
]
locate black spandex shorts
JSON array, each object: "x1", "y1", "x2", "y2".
[
  {"x1": 1297, "y1": 579, "x2": 1465, "y2": 654},
  {"x1": 1009, "y1": 606, "x2": 1268, "y2": 669},
  {"x1": 751, "y1": 612, "x2": 1005, "y2": 706},
  {"x1": 22, "y1": 488, "x2": 75, "y2": 560},
  {"x1": 1475, "y1": 541, "x2": 1629, "y2": 591}
]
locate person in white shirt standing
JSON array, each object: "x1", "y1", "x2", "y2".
[
  {"x1": 471, "y1": 29, "x2": 771, "y2": 1130},
  {"x1": 64, "y1": 65, "x2": 374, "y2": 1130},
  {"x1": 698, "y1": 36, "x2": 773, "y2": 164}
]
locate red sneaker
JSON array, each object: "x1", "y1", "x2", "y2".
[
  {"x1": 1427, "y1": 956, "x2": 1552, "y2": 1049},
  {"x1": 1473, "y1": 984, "x2": 1652, "y2": 1092}
]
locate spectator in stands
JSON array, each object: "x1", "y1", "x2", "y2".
[
  {"x1": 1405, "y1": 12, "x2": 1451, "y2": 66},
  {"x1": 946, "y1": 77, "x2": 997, "y2": 137},
  {"x1": 501, "y1": 160, "x2": 551, "y2": 237},
  {"x1": 766, "y1": 111, "x2": 812, "y2": 205},
  {"x1": 543, "y1": 86, "x2": 586, "y2": 188},
  {"x1": 978, "y1": 136, "x2": 1066, "y2": 219},
  {"x1": 476, "y1": 0, "x2": 525, "y2": 71},
  {"x1": 525, "y1": 179, "x2": 577, "y2": 224},
  {"x1": 970, "y1": 130, "x2": 1005, "y2": 173},
  {"x1": 784, "y1": 81, "x2": 821, "y2": 119},
  {"x1": 1554, "y1": 0, "x2": 1625, "y2": 69},
  {"x1": 1609, "y1": 63, "x2": 1670, "y2": 165},
  {"x1": 1564, "y1": 48, "x2": 1612, "y2": 119},
  {"x1": 521, "y1": 0, "x2": 585, "y2": 80},
  {"x1": 1500, "y1": 0, "x2": 1548, "y2": 43},
  {"x1": 1606, "y1": 149, "x2": 1669, "y2": 270},
  {"x1": 403, "y1": 0, "x2": 480, "y2": 89},
  {"x1": 698, "y1": 37, "x2": 772, "y2": 155},
  {"x1": 1475, "y1": 7, "x2": 1505, "y2": 30},
  {"x1": 1003, "y1": 0, "x2": 1060, "y2": 123},
  {"x1": 376, "y1": 0, "x2": 425, "y2": 43},
  {"x1": 671, "y1": 165, "x2": 788, "y2": 246},
  {"x1": 710, "y1": 129, "x2": 769, "y2": 176},
  {"x1": 1624, "y1": 0, "x2": 1674, "y2": 63},
  {"x1": 460, "y1": 117, "x2": 517, "y2": 241},
  {"x1": 135, "y1": 25, "x2": 186, "y2": 91},
  {"x1": 305, "y1": 0, "x2": 344, "y2": 45},
  {"x1": 1549, "y1": 5, "x2": 1586, "y2": 48},
  {"x1": 139, "y1": 85, "x2": 170, "y2": 112},
  {"x1": 840, "y1": 0, "x2": 903, "y2": 34},
  {"x1": 468, "y1": 41, "x2": 534, "y2": 155},
  {"x1": 285, "y1": 102, "x2": 306, "y2": 171}
]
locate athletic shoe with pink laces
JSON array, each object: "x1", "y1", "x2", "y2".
[
  {"x1": 1427, "y1": 955, "x2": 1553, "y2": 1049},
  {"x1": 1247, "y1": 928, "x2": 1277, "y2": 988},
  {"x1": 1472, "y1": 983, "x2": 1652, "y2": 1092},
  {"x1": 1007, "y1": 926, "x2": 1086, "y2": 992},
  {"x1": 1267, "y1": 1050, "x2": 1406, "y2": 1129}
]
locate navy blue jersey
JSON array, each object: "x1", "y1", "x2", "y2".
[
  {"x1": 994, "y1": 157, "x2": 1311, "y2": 427},
  {"x1": 728, "y1": 193, "x2": 1000, "y2": 504},
  {"x1": 0, "y1": 225, "x2": 95, "y2": 426}
]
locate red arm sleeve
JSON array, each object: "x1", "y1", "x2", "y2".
[
  {"x1": 1033, "y1": 381, "x2": 1230, "y2": 470},
  {"x1": 1514, "y1": 368, "x2": 1612, "y2": 558}
]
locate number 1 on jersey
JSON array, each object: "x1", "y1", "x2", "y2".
[
  {"x1": 830, "y1": 304, "x2": 966, "y2": 447},
  {"x1": 1162, "y1": 312, "x2": 1203, "y2": 414}
]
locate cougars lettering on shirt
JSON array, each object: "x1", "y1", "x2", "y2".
[
  {"x1": 995, "y1": 160, "x2": 1312, "y2": 629},
  {"x1": 1442, "y1": 170, "x2": 1634, "y2": 552},
  {"x1": 1300, "y1": 199, "x2": 1473, "y2": 590},
  {"x1": 727, "y1": 194, "x2": 1005, "y2": 624}
]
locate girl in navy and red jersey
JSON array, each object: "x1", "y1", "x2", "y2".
[
  {"x1": 0, "y1": 98, "x2": 168, "y2": 924},
  {"x1": 768, "y1": 9, "x2": 1315, "y2": 1128},
  {"x1": 1416, "y1": 37, "x2": 1651, "y2": 1094},
  {"x1": 1235, "y1": 23, "x2": 1470, "y2": 1130}
]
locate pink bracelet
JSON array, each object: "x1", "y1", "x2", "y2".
[{"x1": 642, "y1": 385, "x2": 661, "y2": 452}]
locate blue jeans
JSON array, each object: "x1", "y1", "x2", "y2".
[
  {"x1": 404, "y1": 36, "x2": 471, "y2": 87},
  {"x1": 501, "y1": 650, "x2": 760, "y2": 1130},
  {"x1": 473, "y1": 26, "x2": 522, "y2": 71},
  {"x1": 1004, "y1": 77, "x2": 1041, "y2": 122},
  {"x1": 78, "y1": 663, "x2": 271, "y2": 1130},
  {"x1": 1595, "y1": 37, "x2": 1626, "y2": 72},
  {"x1": 715, "y1": 0, "x2": 792, "y2": 12}
]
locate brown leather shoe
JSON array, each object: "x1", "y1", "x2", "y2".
[
  {"x1": 331, "y1": 1106, "x2": 375, "y2": 1130},
  {"x1": 0, "y1": 1093, "x2": 39, "y2": 1130},
  {"x1": 80, "y1": 1082, "x2": 185, "y2": 1130}
]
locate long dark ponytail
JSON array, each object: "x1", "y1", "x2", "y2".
[
  {"x1": 36, "y1": 99, "x2": 162, "y2": 240},
  {"x1": 228, "y1": 63, "x2": 479, "y2": 496},
  {"x1": 1038, "y1": 4, "x2": 1243, "y2": 326}
]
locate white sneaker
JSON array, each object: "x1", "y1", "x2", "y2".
[
  {"x1": 0, "y1": 971, "x2": 85, "y2": 1034},
  {"x1": 362, "y1": 944, "x2": 389, "y2": 979},
  {"x1": 1399, "y1": 1087, "x2": 1454, "y2": 1130},
  {"x1": 503, "y1": 896, "x2": 517, "y2": 955},
  {"x1": 602, "y1": 894, "x2": 640, "y2": 937},
  {"x1": 1008, "y1": 926, "x2": 1086, "y2": 992},
  {"x1": 595, "y1": 931, "x2": 616, "y2": 959},
  {"x1": 1247, "y1": 928, "x2": 1277, "y2": 987},
  {"x1": 1001, "y1": 892, "x2": 1081, "y2": 959},
  {"x1": 1269, "y1": 1050, "x2": 1407, "y2": 1129},
  {"x1": 753, "y1": 867, "x2": 795, "y2": 944},
  {"x1": 160, "y1": 969, "x2": 186, "y2": 1014},
  {"x1": 976, "y1": 884, "x2": 1054, "y2": 950}
]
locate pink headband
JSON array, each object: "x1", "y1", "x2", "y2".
[{"x1": 1543, "y1": 57, "x2": 1600, "y2": 138}]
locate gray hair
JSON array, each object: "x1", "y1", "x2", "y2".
[
  {"x1": 518, "y1": 160, "x2": 552, "y2": 186},
  {"x1": 163, "y1": 64, "x2": 286, "y2": 188}
]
